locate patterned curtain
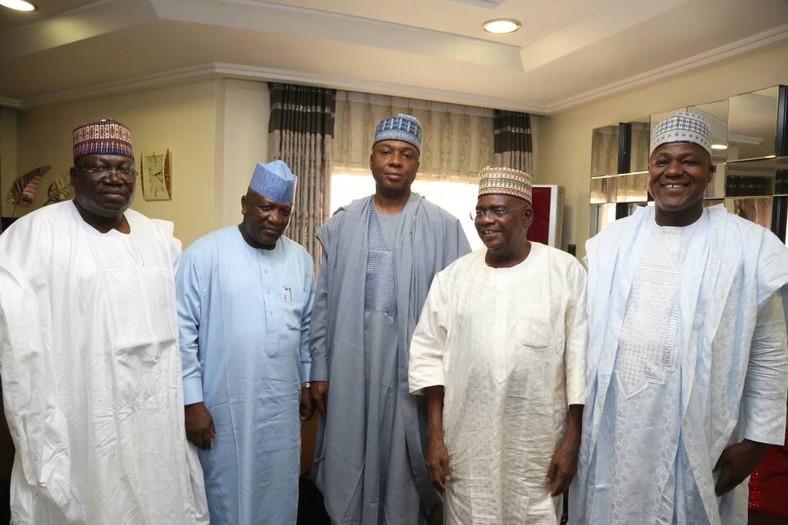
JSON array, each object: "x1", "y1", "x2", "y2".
[
  {"x1": 333, "y1": 91, "x2": 494, "y2": 182},
  {"x1": 268, "y1": 83, "x2": 336, "y2": 268},
  {"x1": 494, "y1": 110, "x2": 533, "y2": 172}
]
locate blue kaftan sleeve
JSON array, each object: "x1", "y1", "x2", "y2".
[{"x1": 175, "y1": 246, "x2": 205, "y2": 405}]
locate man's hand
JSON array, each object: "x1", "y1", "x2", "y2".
[
  {"x1": 546, "y1": 404, "x2": 583, "y2": 496},
  {"x1": 714, "y1": 439, "x2": 768, "y2": 496},
  {"x1": 300, "y1": 387, "x2": 315, "y2": 421},
  {"x1": 426, "y1": 435, "x2": 451, "y2": 493},
  {"x1": 423, "y1": 385, "x2": 450, "y2": 492},
  {"x1": 185, "y1": 402, "x2": 216, "y2": 450},
  {"x1": 310, "y1": 381, "x2": 329, "y2": 416},
  {"x1": 546, "y1": 434, "x2": 580, "y2": 496}
]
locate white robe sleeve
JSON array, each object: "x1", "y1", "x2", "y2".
[
  {"x1": 150, "y1": 218, "x2": 182, "y2": 271},
  {"x1": 564, "y1": 260, "x2": 589, "y2": 406},
  {"x1": 0, "y1": 254, "x2": 85, "y2": 523},
  {"x1": 409, "y1": 272, "x2": 449, "y2": 395},
  {"x1": 741, "y1": 290, "x2": 788, "y2": 444}
]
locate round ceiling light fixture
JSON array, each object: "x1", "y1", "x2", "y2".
[
  {"x1": 0, "y1": 0, "x2": 37, "y2": 11},
  {"x1": 483, "y1": 18, "x2": 521, "y2": 34}
]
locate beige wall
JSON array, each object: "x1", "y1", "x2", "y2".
[
  {"x1": 0, "y1": 108, "x2": 18, "y2": 218},
  {"x1": 538, "y1": 41, "x2": 788, "y2": 257},
  {"x1": 219, "y1": 80, "x2": 270, "y2": 229},
  {"x1": 4, "y1": 79, "x2": 271, "y2": 246}
]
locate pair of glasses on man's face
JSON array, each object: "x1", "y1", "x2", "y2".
[
  {"x1": 77, "y1": 166, "x2": 138, "y2": 182},
  {"x1": 469, "y1": 203, "x2": 528, "y2": 221}
]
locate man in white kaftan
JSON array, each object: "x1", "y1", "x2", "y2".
[
  {"x1": 0, "y1": 119, "x2": 207, "y2": 524},
  {"x1": 571, "y1": 112, "x2": 788, "y2": 524},
  {"x1": 409, "y1": 166, "x2": 587, "y2": 524},
  {"x1": 178, "y1": 161, "x2": 314, "y2": 525}
]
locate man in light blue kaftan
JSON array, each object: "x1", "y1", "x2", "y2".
[
  {"x1": 177, "y1": 161, "x2": 315, "y2": 525},
  {"x1": 309, "y1": 114, "x2": 470, "y2": 524},
  {"x1": 570, "y1": 112, "x2": 788, "y2": 525}
]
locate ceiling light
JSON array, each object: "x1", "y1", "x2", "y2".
[
  {"x1": 0, "y1": 0, "x2": 36, "y2": 11},
  {"x1": 483, "y1": 18, "x2": 520, "y2": 34},
  {"x1": 711, "y1": 144, "x2": 728, "y2": 150}
]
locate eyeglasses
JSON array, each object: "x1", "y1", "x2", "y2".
[
  {"x1": 469, "y1": 203, "x2": 528, "y2": 221},
  {"x1": 77, "y1": 166, "x2": 138, "y2": 182}
]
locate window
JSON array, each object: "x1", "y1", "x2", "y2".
[{"x1": 330, "y1": 168, "x2": 483, "y2": 250}]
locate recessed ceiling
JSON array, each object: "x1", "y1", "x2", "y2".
[{"x1": 0, "y1": 0, "x2": 786, "y2": 113}]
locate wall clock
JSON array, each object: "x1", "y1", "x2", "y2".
[{"x1": 141, "y1": 149, "x2": 172, "y2": 201}]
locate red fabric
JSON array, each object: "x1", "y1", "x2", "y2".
[{"x1": 749, "y1": 431, "x2": 788, "y2": 519}]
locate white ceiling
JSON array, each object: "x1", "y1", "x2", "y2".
[{"x1": 1, "y1": 0, "x2": 787, "y2": 114}]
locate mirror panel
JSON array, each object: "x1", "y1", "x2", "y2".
[
  {"x1": 726, "y1": 197, "x2": 773, "y2": 229},
  {"x1": 590, "y1": 203, "x2": 617, "y2": 236},
  {"x1": 591, "y1": 125, "x2": 619, "y2": 177},
  {"x1": 724, "y1": 156, "x2": 788, "y2": 196},
  {"x1": 775, "y1": 169, "x2": 788, "y2": 196},
  {"x1": 728, "y1": 86, "x2": 780, "y2": 161},
  {"x1": 630, "y1": 117, "x2": 650, "y2": 173},
  {"x1": 590, "y1": 176, "x2": 617, "y2": 204},
  {"x1": 704, "y1": 163, "x2": 726, "y2": 200},
  {"x1": 616, "y1": 172, "x2": 648, "y2": 202}
]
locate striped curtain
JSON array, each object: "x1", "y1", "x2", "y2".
[
  {"x1": 268, "y1": 83, "x2": 336, "y2": 268},
  {"x1": 493, "y1": 110, "x2": 533, "y2": 172}
]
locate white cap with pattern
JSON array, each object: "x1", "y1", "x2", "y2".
[
  {"x1": 650, "y1": 111, "x2": 712, "y2": 157},
  {"x1": 478, "y1": 166, "x2": 533, "y2": 204}
]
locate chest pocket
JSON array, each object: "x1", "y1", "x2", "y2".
[
  {"x1": 266, "y1": 289, "x2": 307, "y2": 358},
  {"x1": 280, "y1": 289, "x2": 307, "y2": 330},
  {"x1": 513, "y1": 300, "x2": 554, "y2": 351}
]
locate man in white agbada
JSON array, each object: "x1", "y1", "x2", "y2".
[
  {"x1": 570, "y1": 112, "x2": 788, "y2": 524},
  {"x1": 178, "y1": 160, "x2": 315, "y2": 524},
  {"x1": 409, "y1": 166, "x2": 587, "y2": 524},
  {"x1": 0, "y1": 119, "x2": 208, "y2": 524}
]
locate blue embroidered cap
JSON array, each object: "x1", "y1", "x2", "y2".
[
  {"x1": 249, "y1": 160, "x2": 297, "y2": 203},
  {"x1": 650, "y1": 111, "x2": 712, "y2": 157},
  {"x1": 374, "y1": 113, "x2": 423, "y2": 151}
]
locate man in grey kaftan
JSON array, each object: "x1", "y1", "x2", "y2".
[
  {"x1": 309, "y1": 114, "x2": 470, "y2": 524},
  {"x1": 571, "y1": 112, "x2": 788, "y2": 524}
]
